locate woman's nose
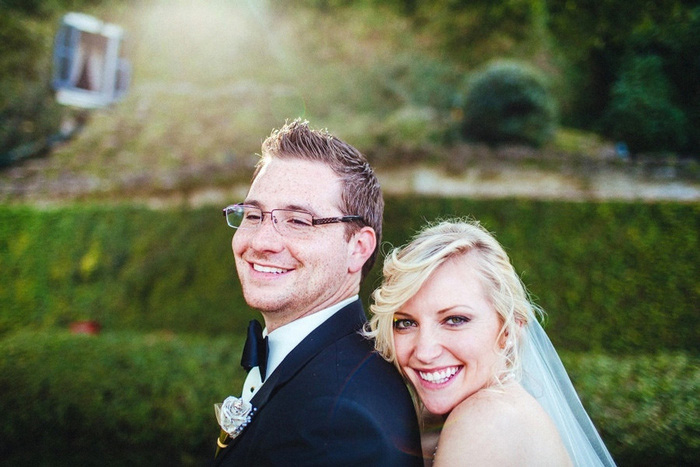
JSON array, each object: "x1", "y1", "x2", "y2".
[{"x1": 412, "y1": 327, "x2": 443, "y2": 363}]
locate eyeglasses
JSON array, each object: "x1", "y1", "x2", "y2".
[{"x1": 222, "y1": 204, "x2": 364, "y2": 237}]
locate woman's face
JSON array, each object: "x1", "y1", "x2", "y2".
[{"x1": 393, "y1": 255, "x2": 504, "y2": 415}]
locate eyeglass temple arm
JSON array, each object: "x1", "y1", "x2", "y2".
[{"x1": 312, "y1": 215, "x2": 364, "y2": 225}]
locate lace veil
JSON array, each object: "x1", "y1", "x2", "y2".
[{"x1": 520, "y1": 317, "x2": 616, "y2": 466}]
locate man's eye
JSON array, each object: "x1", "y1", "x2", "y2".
[
  {"x1": 284, "y1": 215, "x2": 313, "y2": 227},
  {"x1": 393, "y1": 319, "x2": 415, "y2": 330},
  {"x1": 244, "y1": 213, "x2": 262, "y2": 221},
  {"x1": 289, "y1": 217, "x2": 312, "y2": 226},
  {"x1": 445, "y1": 316, "x2": 469, "y2": 326}
]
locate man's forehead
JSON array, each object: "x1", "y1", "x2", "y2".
[{"x1": 246, "y1": 158, "x2": 344, "y2": 214}]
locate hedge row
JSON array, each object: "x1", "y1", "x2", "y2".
[
  {"x1": 381, "y1": 197, "x2": 700, "y2": 353},
  {"x1": 0, "y1": 330, "x2": 244, "y2": 466},
  {"x1": 0, "y1": 331, "x2": 697, "y2": 466},
  {"x1": 1, "y1": 199, "x2": 698, "y2": 352}
]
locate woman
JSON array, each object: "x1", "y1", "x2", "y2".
[{"x1": 365, "y1": 219, "x2": 615, "y2": 466}]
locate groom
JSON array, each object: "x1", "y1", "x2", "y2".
[{"x1": 213, "y1": 119, "x2": 422, "y2": 466}]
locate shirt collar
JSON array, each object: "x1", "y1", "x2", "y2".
[{"x1": 264, "y1": 295, "x2": 358, "y2": 378}]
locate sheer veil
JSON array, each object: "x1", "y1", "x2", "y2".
[{"x1": 520, "y1": 317, "x2": 616, "y2": 466}]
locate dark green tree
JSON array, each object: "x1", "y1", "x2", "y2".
[
  {"x1": 546, "y1": 0, "x2": 698, "y2": 152},
  {"x1": 604, "y1": 55, "x2": 687, "y2": 154}
]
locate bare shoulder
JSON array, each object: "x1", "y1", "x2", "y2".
[{"x1": 434, "y1": 384, "x2": 572, "y2": 466}]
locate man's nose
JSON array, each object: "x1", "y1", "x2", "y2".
[{"x1": 248, "y1": 212, "x2": 284, "y2": 250}]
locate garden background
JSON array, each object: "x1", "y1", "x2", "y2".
[{"x1": 1, "y1": 0, "x2": 699, "y2": 465}]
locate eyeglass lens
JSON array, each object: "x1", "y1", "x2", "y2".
[{"x1": 226, "y1": 205, "x2": 314, "y2": 235}]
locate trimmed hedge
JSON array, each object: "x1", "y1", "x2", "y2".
[
  {"x1": 1, "y1": 199, "x2": 698, "y2": 353},
  {"x1": 562, "y1": 351, "x2": 700, "y2": 466},
  {"x1": 0, "y1": 330, "x2": 245, "y2": 466},
  {"x1": 380, "y1": 197, "x2": 700, "y2": 354},
  {"x1": 0, "y1": 204, "x2": 257, "y2": 337},
  {"x1": 0, "y1": 331, "x2": 697, "y2": 466}
]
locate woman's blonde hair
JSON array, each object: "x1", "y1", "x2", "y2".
[{"x1": 365, "y1": 218, "x2": 541, "y2": 386}]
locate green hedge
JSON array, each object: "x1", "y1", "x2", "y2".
[
  {"x1": 562, "y1": 351, "x2": 700, "y2": 466},
  {"x1": 0, "y1": 330, "x2": 244, "y2": 466},
  {"x1": 1, "y1": 199, "x2": 698, "y2": 353},
  {"x1": 380, "y1": 198, "x2": 700, "y2": 354},
  {"x1": 0, "y1": 331, "x2": 697, "y2": 466},
  {"x1": 0, "y1": 204, "x2": 256, "y2": 337}
]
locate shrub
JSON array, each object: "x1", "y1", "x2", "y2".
[
  {"x1": 0, "y1": 330, "x2": 245, "y2": 466},
  {"x1": 461, "y1": 60, "x2": 557, "y2": 147},
  {"x1": 562, "y1": 352, "x2": 700, "y2": 466},
  {"x1": 376, "y1": 105, "x2": 444, "y2": 150},
  {"x1": 0, "y1": 331, "x2": 697, "y2": 465},
  {"x1": 2, "y1": 200, "x2": 698, "y2": 354},
  {"x1": 376, "y1": 197, "x2": 700, "y2": 354},
  {"x1": 0, "y1": 8, "x2": 63, "y2": 165},
  {"x1": 0, "y1": 204, "x2": 256, "y2": 337},
  {"x1": 603, "y1": 54, "x2": 687, "y2": 154}
]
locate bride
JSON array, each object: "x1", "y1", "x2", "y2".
[{"x1": 365, "y1": 219, "x2": 615, "y2": 466}]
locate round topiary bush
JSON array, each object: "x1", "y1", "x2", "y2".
[{"x1": 461, "y1": 60, "x2": 557, "y2": 147}]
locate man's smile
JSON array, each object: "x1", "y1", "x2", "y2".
[{"x1": 252, "y1": 263, "x2": 291, "y2": 274}]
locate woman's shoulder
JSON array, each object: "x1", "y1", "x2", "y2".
[
  {"x1": 440, "y1": 384, "x2": 531, "y2": 442},
  {"x1": 434, "y1": 384, "x2": 572, "y2": 466}
]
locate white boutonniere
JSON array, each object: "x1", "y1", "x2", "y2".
[{"x1": 214, "y1": 396, "x2": 256, "y2": 456}]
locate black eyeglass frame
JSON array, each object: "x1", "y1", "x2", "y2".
[{"x1": 222, "y1": 204, "x2": 364, "y2": 229}]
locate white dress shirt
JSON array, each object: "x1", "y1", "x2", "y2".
[{"x1": 241, "y1": 295, "x2": 359, "y2": 402}]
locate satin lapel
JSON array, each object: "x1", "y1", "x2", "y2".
[{"x1": 214, "y1": 300, "x2": 367, "y2": 461}]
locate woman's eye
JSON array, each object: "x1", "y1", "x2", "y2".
[
  {"x1": 445, "y1": 316, "x2": 469, "y2": 326},
  {"x1": 393, "y1": 319, "x2": 415, "y2": 330}
]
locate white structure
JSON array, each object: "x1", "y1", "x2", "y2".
[{"x1": 52, "y1": 12, "x2": 130, "y2": 109}]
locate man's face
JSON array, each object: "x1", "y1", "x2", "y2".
[{"x1": 232, "y1": 158, "x2": 360, "y2": 330}]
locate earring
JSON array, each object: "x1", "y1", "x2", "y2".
[{"x1": 501, "y1": 337, "x2": 514, "y2": 350}]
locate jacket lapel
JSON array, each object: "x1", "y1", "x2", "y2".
[
  {"x1": 215, "y1": 300, "x2": 367, "y2": 460},
  {"x1": 252, "y1": 299, "x2": 366, "y2": 409}
]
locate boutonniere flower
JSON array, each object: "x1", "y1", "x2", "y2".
[{"x1": 214, "y1": 396, "x2": 256, "y2": 456}]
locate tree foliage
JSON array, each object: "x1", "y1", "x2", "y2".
[
  {"x1": 2, "y1": 0, "x2": 699, "y2": 159},
  {"x1": 0, "y1": 0, "x2": 111, "y2": 163},
  {"x1": 604, "y1": 55, "x2": 687, "y2": 153},
  {"x1": 545, "y1": 0, "x2": 699, "y2": 153}
]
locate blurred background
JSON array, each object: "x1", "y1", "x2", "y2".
[{"x1": 1, "y1": 0, "x2": 698, "y2": 465}]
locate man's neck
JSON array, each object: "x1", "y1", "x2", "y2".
[{"x1": 262, "y1": 289, "x2": 360, "y2": 332}]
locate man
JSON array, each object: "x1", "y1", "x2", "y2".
[{"x1": 213, "y1": 119, "x2": 422, "y2": 466}]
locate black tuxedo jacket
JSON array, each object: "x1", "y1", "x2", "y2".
[{"x1": 212, "y1": 300, "x2": 422, "y2": 466}]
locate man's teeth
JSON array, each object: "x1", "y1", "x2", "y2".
[
  {"x1": 419, "y1": 367, "x2": 459, "y2": 384},
  {"x1": 253, "y1": 264, "x2": 288, "y2": 274}
]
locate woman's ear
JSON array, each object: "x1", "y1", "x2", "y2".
[
  {"x1": 347, "y1": 226, "x2": 377, "y2": 274},
  {"x1": 499, "y1": 330, "x2": 510, "y2": 349},
  {"x1": 499, "y1": 321, "x2": 523, "y2": 349}
]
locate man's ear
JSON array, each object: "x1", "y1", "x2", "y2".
[{"x1": 347, "y1": 227, "x2": 377, "y2": 274}]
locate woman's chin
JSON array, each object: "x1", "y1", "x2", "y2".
[{"x1": 421, "y1": 398, "x2": 456, "y2": 416}]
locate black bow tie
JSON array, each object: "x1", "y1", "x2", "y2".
[{"x1": 241, "y1": 319, "x2": 269, "y2": 382}]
